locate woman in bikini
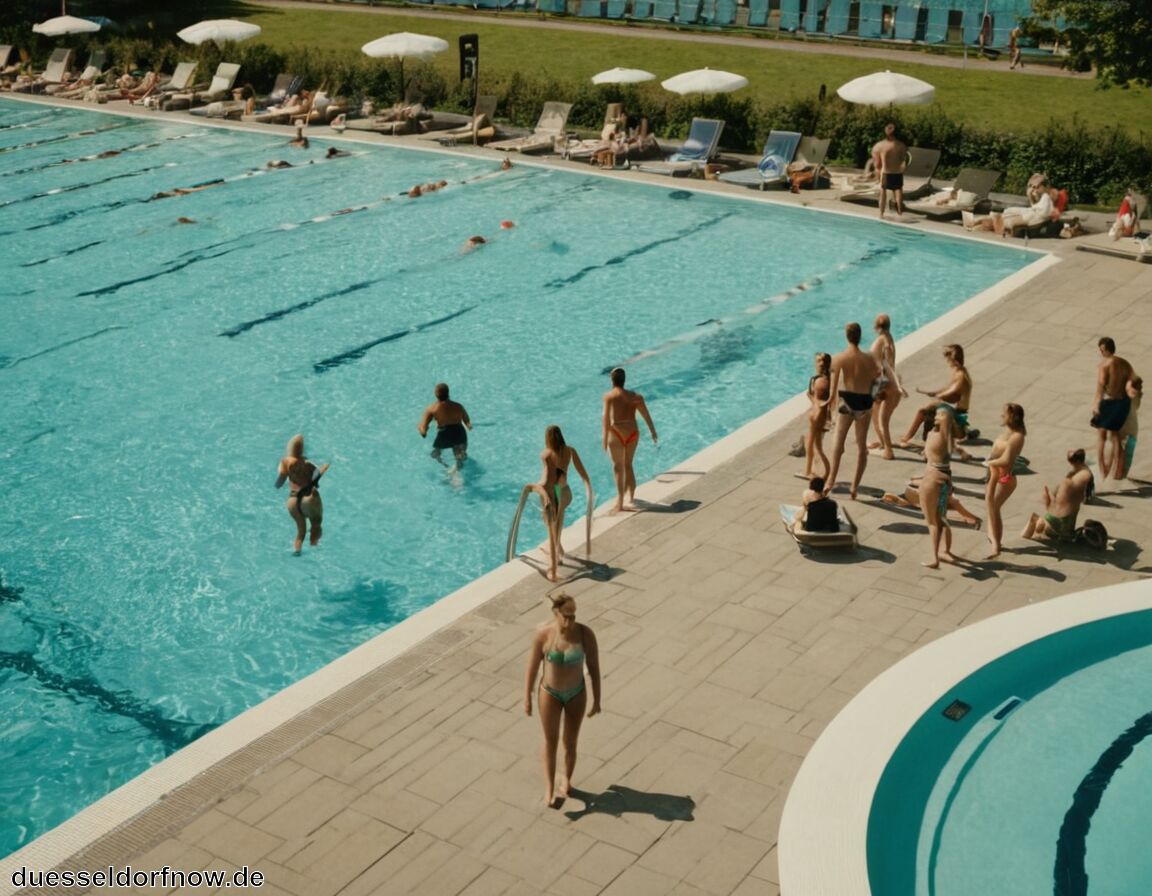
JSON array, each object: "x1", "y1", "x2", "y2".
[
  {"x1": 920, "y1": 407, "x2": 957, "y2": 568},
  {"x1": 275, "y1": 434, "x2": 329, "y2": 555},
  {"x1": 867, "y1": 314, "x2": 908, "y2": 460},
  {"x1": 803, "y1": 352, "x2": 832, "y2": 481},
  {"x1": 602, "y1": 367, "x2": 657, "y2": 513},
  {"x1": 984, "y1": 403, "x2": 1026, "y2": 558},
  {"x1": 524, "y1": 592, "x2": 601, "y2": 807},
  {"x1": 523, "y1": 425, "x2": 591, "y2": 582}
]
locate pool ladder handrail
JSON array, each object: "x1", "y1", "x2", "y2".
[{"x1": 506, "y1": 481, "x2": 594, "y2": 564}]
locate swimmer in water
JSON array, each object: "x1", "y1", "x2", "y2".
[
  {"x1": 325, "y1": 146, "x2": 350, "y2": 159},
  {"x1": 461, "y1": 235, "x2": 487, "y2": 253}
]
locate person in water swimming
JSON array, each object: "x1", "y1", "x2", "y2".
[
  {"x1": 523, "y1": 425, "x2": 592, "y2": 582},
  {"x1": 602, "y1": 367, "x2": 657, "y2": 513},
  {"x1": 417, "y1": 382, "x2": 472, "y2": 467},
  {"x1": 524, "y1": 592, "x2": 601, "y2": 808},
  {"x1": 275, "y1": 434, "x2": 329, "y2": 555}
]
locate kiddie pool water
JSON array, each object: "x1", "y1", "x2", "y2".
[
  {"x1": 0, "y1": 98, "x2": 1033, "y2": 855},
  {"x1": 868, "y1": 610, "x2": 1152, "y2": 896}
]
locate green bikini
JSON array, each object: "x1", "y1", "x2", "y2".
[{"x1": 542, "y1": 641, "x2": 586, "y2": 704}]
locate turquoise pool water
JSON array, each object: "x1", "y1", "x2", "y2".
[
  {"x1": 869, "y1": 610, "x2": 1152, "y2": 896},
  {"x1": 0, "y1": 97, "x2": 1033, "y2": 854}
]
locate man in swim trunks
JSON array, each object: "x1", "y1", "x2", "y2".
[
  {"x1": 826, "y1": 322, "x2": 882, "y2": 499},
  {"x1": 602, "y1": 367, "x2": 657, "y2": 513},
  {"x1": 1021, "y1": 448, "x2": 1094, "y2": 541},
  {"x1": 417, "y1": 382, "x2": 472, "y2": 467},
  {"x1": 1092, "y1": 337, "x2": 1136, "y2": 478},
  {"x1": 872, "y1": 122, "x2": 908, "y2": 219}
]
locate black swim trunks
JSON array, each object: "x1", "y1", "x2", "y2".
[
  {"x1": 839, "y1": 391, "x2": 874, "y2": 415},
  {"x1": 882, "y1": 172, "x2": 904, "y2": 190},
  {"x1": 433, "y1": 422, "x2": 468, "y2": 450},
  {"x1": 1092, "y1": 397, "x2": 1131, "y2": 432}
]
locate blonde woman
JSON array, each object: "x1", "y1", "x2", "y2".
[
  {"x1": 803, "y1": 352, "x2": 832, "y2": 481},
  {"x1": 524, "y1": 593, "x2": 601, "y2": 807},
  {"x1": 522, "y1": 425, "x2": 591, "y2": 582},
  {"x1": 985, "y1": 403, "x2": 1026, "y2": 558},
  {"x1": 275, "y1": 434, "x2": 329, "y2": 554},
  {"x1": 868, "y1": 314, "x2": 907, "y2": 460}
]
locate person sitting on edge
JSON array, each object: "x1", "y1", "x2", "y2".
[
  {"x1": 795, "y1": 476, "x2": 839, "y2": 534},
  {"x1": 417, "y1": 382, "x2": 472, "y2": 467},
  {"x1": 1021, "y1": 448, "x2": 1094, "y2": 541}
]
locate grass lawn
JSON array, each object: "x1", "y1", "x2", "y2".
[{"x1": 243, "y1": 3, "x2": 1152, "y2": 138}]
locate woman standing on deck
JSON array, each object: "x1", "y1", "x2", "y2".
[
  {"x1": 803, "y1": 352, "x2": 832, "y2": 481},
  {"x1": 275, "y1": 434, "x2": 329, "y2": 555},
  {"x1": 920, "y1": 407, "x2": 957, "y2": 568},
  {"x1": 985, "y1": 403, "x2": 1027, "y2": 558},
  {"x1": 868, "y1": 314, "x2": 907, "y2": 460},
  {"x1": 524, "y1": 593, "x2": 601, "y2": 808},
  {"x1": 523, "y1": 425, "x2": 592, "y2": 583}
]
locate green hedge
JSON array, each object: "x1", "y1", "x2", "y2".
[{"x1": 15, "y1": 36, "x2": 1149, "y2": 206}]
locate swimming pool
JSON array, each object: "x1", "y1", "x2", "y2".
[
  {"x1": 870, "y1": 606, "x2": 1152, "y2": 896},
  {"x1": 0, "y1": 96, "x2": 1035, "y2": 855},
  {"x1": 779, "y1": 580, "x2": 1152, "y2": 896}
]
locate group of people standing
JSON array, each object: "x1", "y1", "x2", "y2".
[{"x1": 800, "y1": 319, "x2": 1142, "y2": 567}]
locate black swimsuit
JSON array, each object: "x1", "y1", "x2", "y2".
[{"x1": 839, "y1": 391, "x2": 874, "y2": 413}]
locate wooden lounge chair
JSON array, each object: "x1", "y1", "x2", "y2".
[
  {"x1": 905, "y1": 168, "x2": 1001, "y2": 219},
  {"x1": 489, "y1": 102, "x2": 572, "y2": 153},
  {"x1": 422, "y1": 95, "x2": 499, "y2": 145},
  {"x1": 780, "y1": 503, "x2": 858, "y2": 551}
]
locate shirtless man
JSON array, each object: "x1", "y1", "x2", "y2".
[
  {"x1": 826, "y1": 322, "x2": 882, "y2": 499},
  {"x1": 872, "y1": 123, "x2": 908, "y2": 219},
  {"x1": 1021, "y1": 448, "x2": 1094, "y2": 541},
  {"x1": 602, "y1": 367, "x2": 657, "y2": 512},
  {"x1": 899, "y1": 344, "x2": 973, "y2": 457},
  {"x1": 1092, "y1": 337, "x2": 1136, "y2": 477},
  {"x1": 417, "y1": 382, "x2": 472, "y2": 467}
]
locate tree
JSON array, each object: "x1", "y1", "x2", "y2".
[{"x1": 1029, "y1": 0, "x2": 1152, "y2": 87}]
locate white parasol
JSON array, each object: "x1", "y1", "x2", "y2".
[
  {"x1": 33, "y1": 15, "x2": 100, "y2": 36},
  {"x1": 177, "y1": 19, "x2": 262, "y2": 45},
  {"x1": 591, "y1": 67, "x2": 656, "y2": 85},
  {"x1": 661, "y1": 67, "x2": 748, "y2": 95},
  {"x1": 836, "y1": 70, "x2": 935, "y2": 106},
  {"x1": 361, "y1": 32, "x2": 449, "y2": 97}
]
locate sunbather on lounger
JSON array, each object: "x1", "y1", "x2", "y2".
[{"x1": 964, "y1": 175, "x2": 1052, "y2": 235}]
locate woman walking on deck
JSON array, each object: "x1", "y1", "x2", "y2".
[{"x1": 985, "y1": 403, "x2": 1027, "y2": 558}]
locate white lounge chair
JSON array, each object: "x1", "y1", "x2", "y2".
[
  {"x1": 634, "y1": 117, "x2": 725, "y2": 176},
  {"x1": 905, "y1": 168, "x2": 1001, "y2": 219},
  {"x1": 13, "y1": 47, "x2": 72, "y2": 93},
  {"x1": 489, "y1": 101, "x2": 572, "y2": 153},
  {"x1": 718, "y1": 130, "x2": 801, "y2": 190},
  {"x1": 168, "y1": 62, "x2": 240, "y2": 110}
]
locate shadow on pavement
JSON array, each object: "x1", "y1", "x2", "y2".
[{"x1": 563, "y1": 785, "x2": 695, "y2": 822}]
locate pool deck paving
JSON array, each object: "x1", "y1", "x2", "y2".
[{"x1": 6, "y1": 107, "x2": 1152, "y2": 896}]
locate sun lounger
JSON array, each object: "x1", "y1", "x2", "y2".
[
  {"x1": 780, "y1": 504, "x2": 858, "y2": 550},
  {"x1": 489, "y1": 101, "x2": 572, "y2": 153},
  {"x1": 1008, "y1": 188, "x2": 1072, "y2": 239},
  {"x1": 839, "y1": 146, "x2": 942, "y2": 205},
  {"x1": 718, "y1": 130, "x2": 801, "y2": 189},
  {"x1": 14, "y1": 47, "x2": 72, "y2": 93},
  {"x1": 634, "y1": 118, "x2": 724, "y2": 176},
  {"x1": 168, "y1": 62, "x2": 240, "y2": 110},
  {"x1": 905, "y1": 168, "x2": 1001, "y2": 219},
  {"x1": 261, "y1": 73, "x2": 301, "y2": 109},
  {"x1": 423, "y1": 95, "x2": 500, "y2": 144},
  {"x1": 0, "y1": 46, "x2": 13, "y2": 72},
  {"x1": 51, "y1": 50, "x2": 108, "y2": 97}
]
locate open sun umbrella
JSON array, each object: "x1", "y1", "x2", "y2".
[
  {"x1": 836, "y1": 70, "x2": 934, "y2": 106},
  {"x1": 177, "y1": 19, "x2": 262, "y2": 45},
  {"x1": 591, "y1": 67, "x2": 656, "y2": 86},
  {"x1": 661, "y1": 67, "x2": 748, "y2": 96},
  {"x1": 361, "y1": 32, "x2": 449, "y2": 98},
  {"x1": 33, "y1": 15, "x2": 100, "y2": 36}
]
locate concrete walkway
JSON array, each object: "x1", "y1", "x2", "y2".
[{"x1": 7, "y1": 132, "x2": 1152, "y2": 896}]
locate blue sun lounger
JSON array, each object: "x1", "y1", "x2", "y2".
[
  {"x1": 718, "y1": 130, "x2": 801, "y2": 190},
  {"x1": 635, "y1": 118, "x2": 724, "y2": 176}
]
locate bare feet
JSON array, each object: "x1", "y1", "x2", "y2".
[
  {"x1": 922, "y1": 559, "x2": 940, "y2": 569},
  {"x1": 985, "y1": 548, "x2": 1001, "y2": 560},
  {"x1": 544, "y1": 789, "x2": 556, "y2": 808},
  {"x1": 1021, "y1": 513, "x2": 1039, "y2": 540},
  {"x1": 557, "y1": 777, "x2": 570, "y2": 799},
  {"x1": 867, "y1": 440, "x2": 881, "y2": 450},
  {"x1": 940, "y1": 551, "x2": 958, "y2": 564}
]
